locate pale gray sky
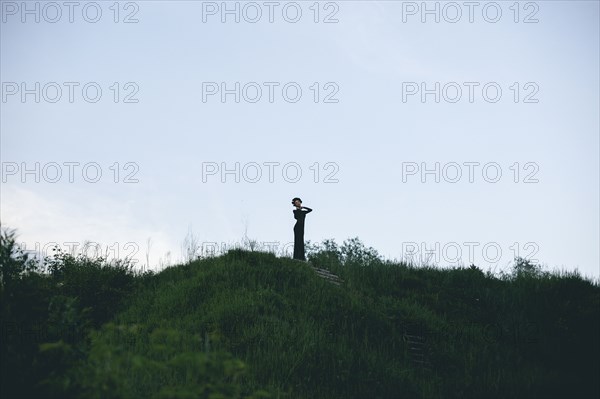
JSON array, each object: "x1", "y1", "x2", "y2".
[{"x1": 1, "y1": 1, "x2": 599, "y2": 281}]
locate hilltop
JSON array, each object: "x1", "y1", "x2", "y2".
[{"x1": 1, "y1": 232, "x2": 599, "y2": 398}]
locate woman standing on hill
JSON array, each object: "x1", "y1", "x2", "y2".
[{"x1": 292, "y1": 197, "x2": 312, "y2": 261}]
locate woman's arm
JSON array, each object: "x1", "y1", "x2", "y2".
[{"x1": 302, "y1": 207, "x2": 312, "y2": 213}]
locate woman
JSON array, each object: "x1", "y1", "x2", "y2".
[{"x1": 291, "y1": 197, "x2": 312, "y2": 261}]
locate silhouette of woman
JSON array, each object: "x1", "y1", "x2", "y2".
[{"x1": 292, "y1": 197, "x2": 312, "y2": 261}]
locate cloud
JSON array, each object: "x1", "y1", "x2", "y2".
[{"x1": 1, "y1": 185, "x2": 175, "y2": 270}]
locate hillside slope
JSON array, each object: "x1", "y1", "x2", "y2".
[
  {"x1": 2, "y1": 236, "x2": 599, "y2": 398},
  {"x1": 78, "y1": 249, "x2": 600, "y2": 398}
]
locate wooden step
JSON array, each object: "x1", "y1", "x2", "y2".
[
  {"x1": 309, "y1": 265, "x2": 344, "y2": 285},
  {"x1": 403, "y1": 331, "x2": 433, "y2": 371}
]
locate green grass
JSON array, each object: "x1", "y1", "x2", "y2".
[{"x1": 1, "y1": 230, "x2": 599, "y2": 398}]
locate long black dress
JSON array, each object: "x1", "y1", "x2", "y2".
[{"x1": 293, "y1": 206, "x2": 312, "y2": 261}]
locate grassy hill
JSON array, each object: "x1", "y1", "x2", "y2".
[{"x1": 1, "y1": 230, "x2": 599, "y2": 398}]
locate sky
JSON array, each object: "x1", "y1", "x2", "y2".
[{"x1": 1, "y1": 0, "x2": 599, "y2": 281}]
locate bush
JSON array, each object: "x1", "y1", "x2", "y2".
[
  {"x1": 1, "y1": 226, "x2": 138, "y2": 398},
  {"x1": 306, "y1": 237, "x2": 382, "y2": 272},
  {"x1": 74, "y1": 324, "x2": 271, "y2": 399}
]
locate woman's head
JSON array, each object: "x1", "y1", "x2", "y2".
[{"x1": 292, "y1": 197, "x2": 302, "y2": 207}]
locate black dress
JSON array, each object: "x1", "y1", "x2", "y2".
[{"x1": 293, "y1": 206, "x2": 312, "y2": 261}]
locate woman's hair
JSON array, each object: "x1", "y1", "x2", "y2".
[{"x1": 291, "y1": 197, "x2": 302, "y2": 204}]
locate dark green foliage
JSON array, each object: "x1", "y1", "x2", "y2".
[
  {"x1": 46, "y1": 247, "x2": 136, "y2": 328},
  {"x1": 1, "y1": 227, "x2": 598, "y2": 398},
  {"x1": 1, "y1": 227, "x2": 138, "y2": 398}
]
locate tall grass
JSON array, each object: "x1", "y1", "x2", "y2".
[{"x1": 1, "y1": 227, "x2": 598, "y2": 398}]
